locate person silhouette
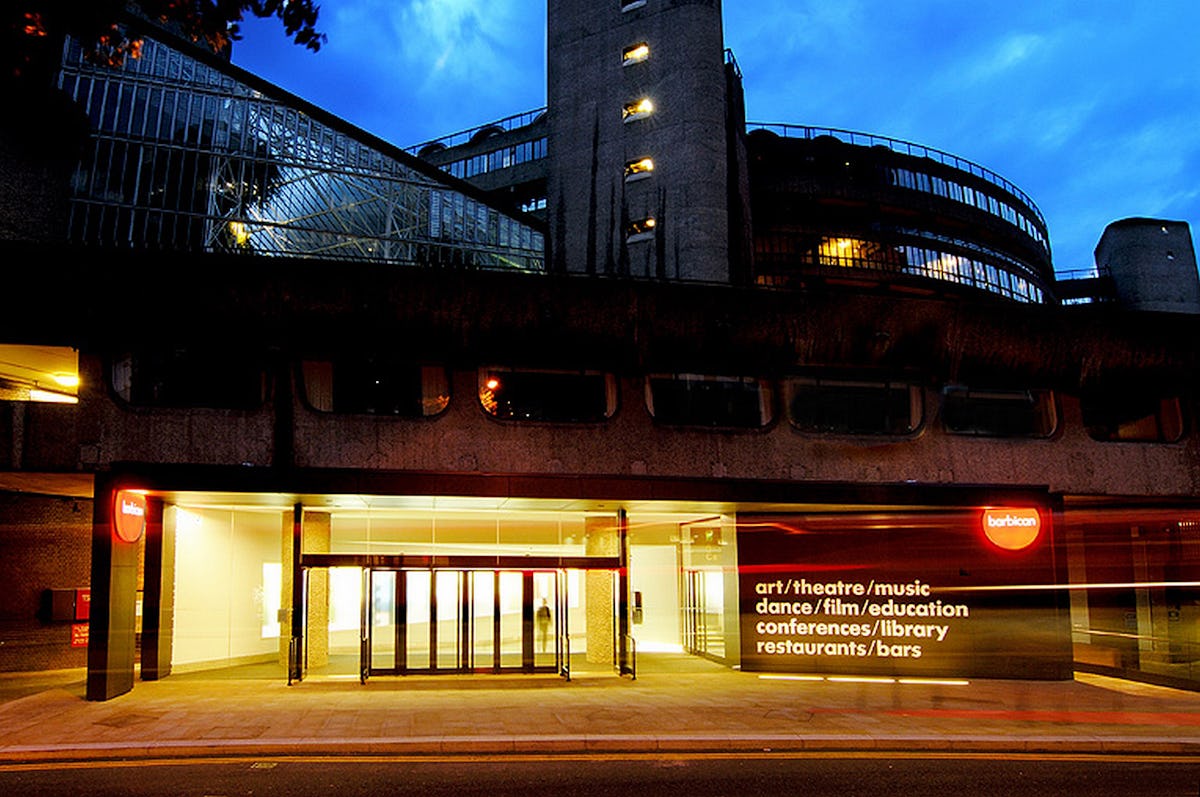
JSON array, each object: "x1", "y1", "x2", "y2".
[{"x1": 536, "y1": 598, "x2": 552, "y2": 653}]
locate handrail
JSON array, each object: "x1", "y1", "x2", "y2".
[
  {"x1": 746, "y1": 121, "x2": 1046, "y2": 230},
  {"x1": 407, "y1": 107, "x2": 549, "y2": 154}
]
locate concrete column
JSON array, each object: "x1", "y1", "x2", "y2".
[
  {"x1": 139, "y1": 498, "x2": 173, "y2": 680},
  {"x1": 305, "y1": 511, "x2": 331, "y2": 668},
  {"x1": 279, "y1": 510, "x2": 294, "y2": 667},
  {"x1": 585, "y1": 515, "x2": 617, "y2": 664},
  {"x1": 281, "y1": 508, "x2": 331, "y2": 671},
  {"x1": 86, "y1": 476, "x2": 139, "y2": 701}
]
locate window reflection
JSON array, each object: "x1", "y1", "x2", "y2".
[
  {"x1": 111, "y1": 349, "x2": 267, "y2": 409},
  {"x1": 786, "y1": 375, "x2": 922, "y2": 435},
  {"x1": 1081, "y1": 391, "x2": 1185, "y2": 443},
  {"x1": 479, "y1": 368, "x2": 617, "y2": 423},
  {"x1": 301, "y1": 360, "x2": 449, "y2": 416},
  {"x1": 941, "y1": 386, "x2": 1057, "y2": 438},
  {"x1": 646, "y1": 374, "x2": 773, "y2": 428}
]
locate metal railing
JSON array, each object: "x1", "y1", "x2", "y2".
[
  {"x1": 746, "y1": 122, "x2": 1046, "y2": 230},
  {"x1": 407, "y1": 108, "x2": 549, "y2": 155}
]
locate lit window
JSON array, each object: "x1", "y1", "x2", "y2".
[
  {"x1": 622, "y1": 98, "x2": 654, "y2": 122},
  {"x1": 622, "y1": 42, "x2": 650, "y2": 66},
  {"x1": 626, "y1": 217, "x2": 656, "y2": 242},
  {"x1": 624, "y1": 157, "x2": 655, "y2": 181}
]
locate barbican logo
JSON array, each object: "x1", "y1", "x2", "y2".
[
  {"x1": 113, "y1": 490, "x2": 148, "y2": 543},
  {"x1": 981, "y1": 508, "x2": 1041, "y2": 551}
]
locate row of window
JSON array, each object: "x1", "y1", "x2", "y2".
[
  {"x1": 890, "y1": 165, "x2": 1047, "y2": 253},
  {"x1": 756, "y1": 234, "x2": 1045, "y2": 303},
  {"x1": 750, "y1": 125, "x2": 1049, "y2": 257},
  {"x1": 441, "y1": 137, "x2": 548, "y2": 181},
  {"x1": 107, "y1": 355, "x2": 1188, "y2": 445}
]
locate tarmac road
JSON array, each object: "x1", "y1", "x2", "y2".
[{"x1": 1, "y1": 752, "x2": 1199, "y2": 797}]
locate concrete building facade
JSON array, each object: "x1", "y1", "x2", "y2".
[{"x1": 0, "y1": 3, "x2": 1198, "y2": 700}]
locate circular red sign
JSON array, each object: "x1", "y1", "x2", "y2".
[
  {"x1": 114, "y1": 490, "x2": 147, "y2": 543},
  {"x1": 981, "y1": 507, "x2": 1041, "y2": 551}
]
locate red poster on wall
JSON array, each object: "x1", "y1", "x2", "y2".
[
  {"x1": 70, "y1": 623, "x2": 89, "y2": 648},
  {"x1": 75, "y1": 588, "x2": 90, "y2": 621}
]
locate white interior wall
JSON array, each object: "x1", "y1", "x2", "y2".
[
  {"x1": 171, "y1": 507, "x2": 281, "y2": 668},
  {"x1": 630, "y1": 544, "x2": 681, "y2": 652}
]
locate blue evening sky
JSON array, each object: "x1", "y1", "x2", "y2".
[{"x1": 229, "y1": 1, "x2": 1200, "y2": 275}]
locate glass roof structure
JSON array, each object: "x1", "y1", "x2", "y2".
[{"x1": 55, "y1": 34, "x2": 544, "y2": 272}]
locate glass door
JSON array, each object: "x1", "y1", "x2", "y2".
[{"x1": 362, "y1": 568, "x2": 564, "y2": 676}]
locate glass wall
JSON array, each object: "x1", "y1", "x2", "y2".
[
  {"x1": 57, "y1": 36, "x2": 543, "y2": 271},
  {"x1": 1067, "y1": 511, "x2": 1200, "y2": 689},
  {"x1": 328, "y1": 507, "x2": 600, "y2": 558}
]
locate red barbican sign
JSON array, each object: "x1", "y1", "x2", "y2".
[
  {"x1": 114, "y1": 490, "x2": 147, "y2": 543},
  {"x1": 981, "y1": 507, "x2": 1042, "y2": 551}
]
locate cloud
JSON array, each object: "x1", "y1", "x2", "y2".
[{"x1": 962, "y1": 33, "x2": 1047, "y2": 83}]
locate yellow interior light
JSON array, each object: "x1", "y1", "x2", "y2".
[
  {"x1": 623, "y1": 43, "x2": 650, "y2": 65},
  {"x1": 29, "y1": 389, "x2": 79, "y2": 404},
  {"x1": 623, "y1": 98, "x2": 655, "y2": 120},
  {"x1": 229, "y1": 220, "x2": 250, "y2": 246},
  {"x1": 628, "y1": 217, "x2": 657, "y2": 238},
  {"x1": 625, "y1": 157, "x2": 655, "y2": 177},
  {"x1": 52, "y1": 373, "x2": 80, "y2": 388}
]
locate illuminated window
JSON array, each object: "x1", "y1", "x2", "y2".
[
  {"x1": 941, "y1": 386, "x2": 1057, "y2": 438},
  {"x1": 478, "y1": 368, "x2": 617, "y2": 423},
  {"x1": 626, "y1": 217, "x2": 657, "y2": 242},
  {"x1": 1081, "y1": 390, "x2": 1185, "y2": 443},
  {"x1": 624, "y1": 157, "x2": 655, "y2": 182},
  {"x1": 622, "y1": 98, "x2": 654, "y2": 122},
  {"x1": 787, "y1": 375, "x2": 923, "y2": 435},
  {"x1": 646, "y1": 374, "x2": 774, "y2": 428},
  {"x1": 301, "y1": 360, "x2": 449, "y2": 417},
  {"x1": 816, "y1": 237, "x2": 906, "y2": 270},
  {"x1": 622, "y1": 42, "x2": 650, "y2": 66}
]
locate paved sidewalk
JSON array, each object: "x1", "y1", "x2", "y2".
[{"x1": 2, "y1": 658, "x2": 1199, "y2": 762}]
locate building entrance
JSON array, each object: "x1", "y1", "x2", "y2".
[{"x1": 360, "y1": 569, "x2": 564, "y2": 680}]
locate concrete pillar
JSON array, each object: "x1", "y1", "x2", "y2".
[
  {"x1": 585, "y1": 515, "x2": 617, "y2": 664},
  {"x1": 86, "y1": 477, "x2": 140, "y2": 701},
  {"x1": 139, "y1": 498, "x2": 173, "y2": 680},
  {"x1": 281, "y1": 508, "x2": 331, "y2": 671}
]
